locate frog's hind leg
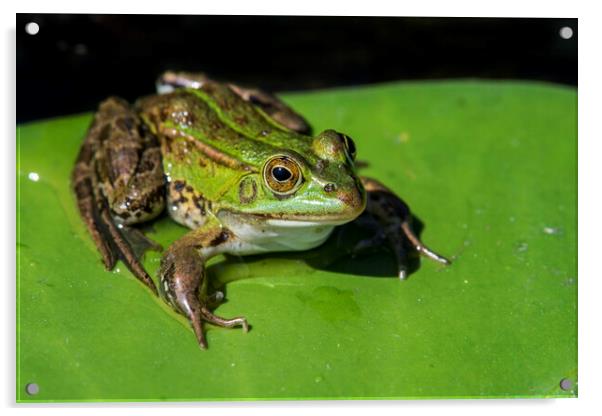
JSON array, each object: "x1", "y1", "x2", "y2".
[
  {"x1": 159, "y1": 220, "x2": 249, "y2": 349},
  {"x1": 72, "y1": 146, "x2": 118, "y2": 270},
  {"x1": 72, "y1": 97, "x2": 166, "y2": 295},
  {"x1": 359, "y1": 177, "x2": 451, "y2": 279},
  {"x1": 156, "y1": 70, "x2": 312, "y2": 134},
  {"x1": 226, "y1": 83, "x2": 312, "y2": 134}
]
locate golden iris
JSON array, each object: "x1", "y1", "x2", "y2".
[{"x1": 263, "y1": 156, "x2": 303, "y2": 195}]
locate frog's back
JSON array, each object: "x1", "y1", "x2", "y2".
[
  {"x1": 137, "y1": 82, "x2": 313, "y2": 158},
  {"x1": 135, "y1": 82, "x2": 314, "y2": 229}
]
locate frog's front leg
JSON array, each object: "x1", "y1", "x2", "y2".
[
  {"x1": 159, "y1": 218, "x2": 248, "y2": 349},
  {"x1": 360, "y1": 177, "x2": 451, "y2": 279}
]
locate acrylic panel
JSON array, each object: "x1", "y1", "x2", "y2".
[{"x1": 16, "y1": 15, "x2": 577, "y2": 402}]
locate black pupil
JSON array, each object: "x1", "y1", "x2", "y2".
[{"x1": 272, "y1": 166, "x2": 292, "y2": 182}]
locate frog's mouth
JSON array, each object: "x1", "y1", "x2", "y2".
[
  {"x1": 219, "y1": 210, "x2": 358, "y2": 227},
  {"x1": 264, "y1": 217, "x2": 351, "y2": 227}
]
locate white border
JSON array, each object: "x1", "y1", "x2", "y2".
[
  {"x1": 4, "y1": 1, "x2": 601, "y2": 415},
  {"x1": 6, "y1": 0, "x2": 586, "y2": 17}
]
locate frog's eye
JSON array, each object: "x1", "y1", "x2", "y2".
[
  {"x1": 263, "y1": 156, "x2": 303, "y2": 195},
  {"x1": 341, "y1": 134, "x2": 357, "y2": 161}
]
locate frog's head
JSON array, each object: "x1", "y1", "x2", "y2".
[{"x1": 220, "y1": 129, "x2": 366, "y2": 226}]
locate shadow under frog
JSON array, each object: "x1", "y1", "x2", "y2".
[{"x1": 209, "y1": 210, "x2": 430, "y2": 287}]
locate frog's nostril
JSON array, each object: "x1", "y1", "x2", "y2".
[{"x1": 324, "y1": 183, "x2": 336, "y2": 193}]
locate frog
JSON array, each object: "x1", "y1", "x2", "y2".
[{"x1": 71, "y1": 71, "x2": 450, "y2": 349}]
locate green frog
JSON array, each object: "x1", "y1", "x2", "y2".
[{"x1": 71, "y1": 71, "x2": 450, "y2": 349}]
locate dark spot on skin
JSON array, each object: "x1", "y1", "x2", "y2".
[
  {"x1": 138, "y1": 122, "x2": 151, "y2": 136},
  {"x1": 186, "y1": 185, "x2": 193, "y2": 193},
  {"x1": 324, "y1": 183, "x2": 336, "y2": 193},
  {"x1": 116, "y1": 116, "x2": 135, "y2": 132},
  {"x1": 192, "y1": 194, "x2": 206, "y2": 215},
  {"x1": 239, "y1": 177, "x2": 258, "y2": 204},
  {"x1": 151, "y1": 186, "x2": 166, "y2": 204},
  {"x1": 98, "y1": 124, "x2": 111, "y2": 143},
  {"x1": 209, "y1": 230, "x2": 230, "y2": 247},
  {"x1": 76, "y1": 142, "x2": 94, "y2": 164},
  {"x1": 138, "y1": 156, "x2": 158, "y2": 173},
  {"x1": 249, "y1": 95, "x2": 264, "y2": 106},
  {"x1": 124, "y1": 186, "x2": 164, "y2": 216},
  {"x1": 74, "y1": 180, "x2": 92, "y2": 199},
  {"x1": 160, "y1": 109, "x2": 170, "y2": 122},
  {"x1": 135, "y1": 212, "x2": 142, "y2": 218},
  {"x1": 174, "y1": 181, "x2": 186, "y2": 191},
  {"x1": 192, "y1": 195, "x2": 203, "y2": 210},
  {"x1": 117, "y1": 211, "x2": 131, "y2": 219}
]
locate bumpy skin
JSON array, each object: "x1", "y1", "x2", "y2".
[
  {"x1": 72, "y1": 72, "x2": 450, "y2": 349},
  {"x1": 72, "y1": 98, "x2": 165, "y2": 294}
]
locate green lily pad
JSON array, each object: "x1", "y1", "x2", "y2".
[{"x1": 16, "y1": 80, "x2": 577, "y2": 401}]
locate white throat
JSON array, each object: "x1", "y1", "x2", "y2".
[{"x1": 218, "y1": 213, "x2": 338, "y2": 255}]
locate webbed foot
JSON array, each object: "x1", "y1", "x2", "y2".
[{"x1": 360, "y1": 177, "x2": 451, "y2": 279}]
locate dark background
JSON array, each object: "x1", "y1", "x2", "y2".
[{"x1": 17, "y1": 14, "x2": 577, "y2": 123}]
